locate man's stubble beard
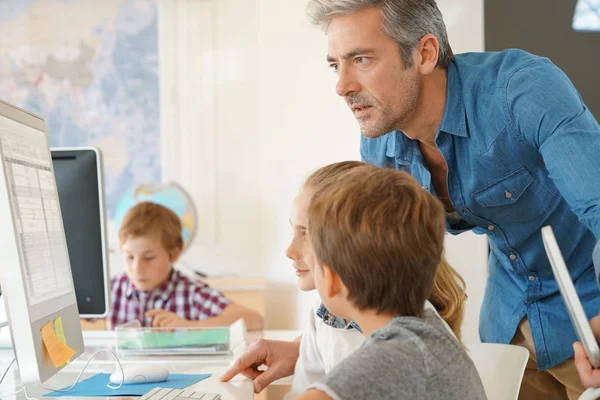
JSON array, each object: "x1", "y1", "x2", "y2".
[{"x1": 357, "y1": 82, "x2": 419, "y2": 140}]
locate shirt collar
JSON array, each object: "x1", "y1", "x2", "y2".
[
  {"x1": 125, "y1": 268, "x2": 178, "y2": 301},
  {"x1": 438, "y1": 60, "x2": 468, "y2": 138},
  {"x1": 385, "y1": 130, "x2": 417, "y2": 165},
  {"x1": 384, "y1": 60, "x2": 467, "y2": 164},
  {"x1": 315, "y1": 303, "x2": 362, "y2": 332}
]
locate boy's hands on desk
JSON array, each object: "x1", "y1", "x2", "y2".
[{"x1": 146, "y1": 309, "x2": 191, "y2": 328}]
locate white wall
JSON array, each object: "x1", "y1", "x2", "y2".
[
  {"x1": 253, "y1": 0, "x2": 488, "y2": 344},
  {"x1": 110, "y1": 0, "x2": 488, "y2": 345},
  {"x1": 436, "y1": 0, "x2": 488, "y2": 345},
  {"x1": 255, "y1": 0, "x2": 362, "y2": 330}
]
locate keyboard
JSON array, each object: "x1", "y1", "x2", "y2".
[{"x1": 140, "y1": 387, "x2": 221, "y2": 400}]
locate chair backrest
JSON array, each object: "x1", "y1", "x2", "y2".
[
  {"x1": 579, "y1": 387, "x2": 600, "y2": 400},
  {"x1": 468, "y1": 343, "x2": 529, "y2": 400}
]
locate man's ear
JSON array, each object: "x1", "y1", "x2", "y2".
[
  {"x1": 416, "y1": 33, "x2": 440, "y2": 75},
  {"x1": 322, "y1": 264, "x2": 344, "y2": 299}
]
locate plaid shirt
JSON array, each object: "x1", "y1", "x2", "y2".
[{"x1": 108, "y1": 269, "x2": 230, "y2": 329}]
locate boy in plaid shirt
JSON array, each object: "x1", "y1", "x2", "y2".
[{"x1": 108, "y1": 202, "x2": 263, "y2": 330}]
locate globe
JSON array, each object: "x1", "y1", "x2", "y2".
[{"x1": 114, "y1": 182, "x2": 197, "y2": 252}]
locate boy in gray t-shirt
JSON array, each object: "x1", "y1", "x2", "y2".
[
  {"x1": 312, "y1": 310, "x2": 486, "y2": 400},
  {"x1": 294, "y1": 166, "x2": 486, "y2": 400}
]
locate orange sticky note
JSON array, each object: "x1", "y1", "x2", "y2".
[
  {"x1": 43, "y1": 343, "x2": 51, "y2": 365},
  {"x1": 40, "y1": 321, "x2": 76, "y2": 368}
]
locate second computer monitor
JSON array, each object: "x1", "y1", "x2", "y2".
[{"x1": 51, "y1": 148, "x2": 109, "y2": 318}]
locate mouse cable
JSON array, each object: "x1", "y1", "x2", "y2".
[
  {"x1": 0, "y1": 357, "x2": 16, "y2": 386},
  {"x1": 39, "y1": 348, "x2": 126, "y2": 392},
  {"x1": 0, "y1": 359, "x2": 36, "y2": 399},
  {"x1": 0, "y1": 348, "x2": 126, "y2": 398},
  {"x1": 0, "y1": 385, "x2": 39, "y2": 400}
]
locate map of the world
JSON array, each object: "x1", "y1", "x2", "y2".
[{"x1": 0, "y1": 0, "x2": 161, "y2": 218}]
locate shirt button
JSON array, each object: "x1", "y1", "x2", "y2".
[
  {"x1": 529, "y1": 275, "x2": 536, "y2": 281},
  {"x1": 510, "y1": 253, "x2": 517, "y2": 260},
  {"x1": 505, "y1": 191, "x2": 513, "y2": 199},
  {"x1": 488, "y1": 225, "x2": 495, "y2": 231}
]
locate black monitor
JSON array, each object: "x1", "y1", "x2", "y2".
[{"x1": 51, "y1": 147, "x2": 109, "y2": 318}]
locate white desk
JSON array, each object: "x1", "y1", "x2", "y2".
[
  {"x1": 0, "y1": 330, "x2": 254, "y2": 400},
  {"x1": 0, "y1": 329, "x2": 303, "y2": 400},
  {"x1": 251, "y1": 330, "x2": 301, "y2": 343}
]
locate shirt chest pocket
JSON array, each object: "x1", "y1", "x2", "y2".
[{"x1": 471, "y1": 167, "x2": 556, "y2": 222}]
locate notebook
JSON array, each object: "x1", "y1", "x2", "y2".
[{"x1": 117, "y1": 327, "x2": 231, "y2": 355}]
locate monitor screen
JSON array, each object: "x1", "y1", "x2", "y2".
[
  {"x1": 0, "y1": 100, "x2": 84, "y2": 383},
  {"x1": 52, "y1": 149, "x2": 109, "y2": 317}
]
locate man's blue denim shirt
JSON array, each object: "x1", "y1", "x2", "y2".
[{"x1": 360, "y1": 49, "x2": 600, "y2": 370}]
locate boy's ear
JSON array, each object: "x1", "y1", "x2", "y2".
[
  {"x1": 322, "y1": 264, "x2": 344, "y2": 299},
  {"x1": 170, "y1": 246, "x2": 183, "y2": 263}
]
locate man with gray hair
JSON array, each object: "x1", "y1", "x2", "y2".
[{"x1": 222, "y1": 1, "x2": 600, "y2": 399}]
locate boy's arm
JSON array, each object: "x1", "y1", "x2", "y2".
[
  {"x1": 294, "y1": 390, "x2": 332, "y2": 400},
  {"x1": 188, "y1": 302, "x2": 264, "y2": 331}
]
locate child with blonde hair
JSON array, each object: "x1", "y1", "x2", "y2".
[{"x1": 286, "y1": 161, "x2": 467, "y2": 396}]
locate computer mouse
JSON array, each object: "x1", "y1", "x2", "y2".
[{"x1": 109, "y1": 364, "x2": 169, "y2": 385}]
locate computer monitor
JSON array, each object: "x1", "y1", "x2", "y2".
[
  {"x1": 0, "y1": 99, "x2": 84, "y2": 384},
  {"x1": 51, "y1": 148, "x2": 109, "y2": 318}
]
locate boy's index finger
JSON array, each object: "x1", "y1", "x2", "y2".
[
  {"x1": 219, "y1": 366, "x2": 238, "y2": 382},
  {"x1": 220, "y1": 352, "x2": 262, "y2": 382},
  {"x1": 220, "y1": 358, "x2": 247, "y2": 382}
]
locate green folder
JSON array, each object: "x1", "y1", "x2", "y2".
[{"x1": 118, "y1": 328, "x2": 230, "y2": 351}]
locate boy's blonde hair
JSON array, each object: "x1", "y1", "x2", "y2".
[
  {"x1": 119, "y1": 202, "x2": 183, "y2": 258},
  {"x1": 304, "y1": 162, "x2": 466, "y2": 341}
]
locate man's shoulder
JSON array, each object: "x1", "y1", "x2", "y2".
[{"x1": 453, "y1": 49, "x2": 551, "y2": 91}]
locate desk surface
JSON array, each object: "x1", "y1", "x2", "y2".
[
  {"x1": 0, "y1": 331, "x2": 255, "y2": 400},
  {"x1": 0, "y1": 365, "x2": 252, "y2": 400},
  {"x1": 0, "y1": 329, "x2": 302, "y2": 400}
]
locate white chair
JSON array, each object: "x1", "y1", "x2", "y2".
[
  {"x1": 580, "y1": 387, "x2": 600, "y2": 400},
  {"x1": 467, "y1": 343, "x2": 529, "y2": 400}
]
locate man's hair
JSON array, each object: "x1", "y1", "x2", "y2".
[
  {"x1": 119, "y1": 202, "x2": 183, "y2": 258},
  {"x1": 308, "y1": 167, "x2": 446, "y2": 317},
  {"x1": 306, "y1": 0, "x2": 453, "y2": 69}
]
